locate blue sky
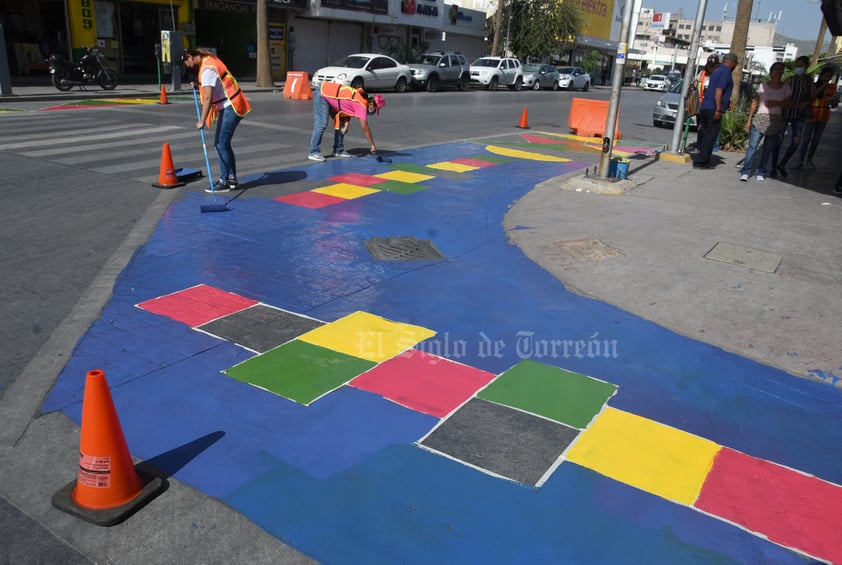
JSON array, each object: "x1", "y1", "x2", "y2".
[{"x1": 641, "y1": 0, "x2": 831, "y2": 41}]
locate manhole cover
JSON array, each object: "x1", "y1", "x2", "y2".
[
  {"x1": 554, "y1": 238, "x2": 623, "y2": 261},
  {"x1": 704, "y1": 242, "x2": 782, "y2": 273},
  {"x1": 365, "y1": 236, "x2": 444, "y2": 261}
]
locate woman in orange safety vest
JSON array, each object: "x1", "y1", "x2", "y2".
[
  {"x1": 183, "y1": 49, "x2": 252, "y2": 192},
  {"x1": 309, "y1": 81, "x2": 385, "y2": 162}
]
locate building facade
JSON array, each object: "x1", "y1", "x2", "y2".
[
  {"x1": 1, "y1": 0, "x2": 486, "y2": 80},
  {"x1": 628, "y1": 7, "x2": 792, "y2": 75}
]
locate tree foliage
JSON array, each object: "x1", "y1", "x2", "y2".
[{"x1": 487, "y1": 0, "x2": 583, "y2": 61}]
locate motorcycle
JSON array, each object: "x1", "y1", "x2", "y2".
[{"x1": 48, "y1": 46, "x2": 118, "y2": 91}]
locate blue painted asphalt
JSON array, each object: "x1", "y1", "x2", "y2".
[{"x1": 44, "y1": 140, "x2": 838, "y2": 562}]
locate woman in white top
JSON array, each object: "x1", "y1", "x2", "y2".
[{"x1": 740, "y1": 62, "x2": 792, "y2": 182}]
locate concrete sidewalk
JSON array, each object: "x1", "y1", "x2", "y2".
[{"x1": 1, "y1": 103, "x2": 840, "y2": 563}]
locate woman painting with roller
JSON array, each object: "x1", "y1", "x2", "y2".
[{"x1": 183, "y1": 49, "x2": 252, "y2": 194}]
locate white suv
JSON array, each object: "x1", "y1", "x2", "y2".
[{"x1": 469, "y1": 57, "x2": 523, "y2": 90}]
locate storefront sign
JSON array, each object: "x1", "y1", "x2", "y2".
[
  {"x1": 199, "y1": 0, "x2": 308, "y2": 12},
  {"x1": 401, "y1": 0, "x2": 439, "y2": 16},
  {"x1": 68, "y1": 0, "x2": 98, "y2": 49},
  {"x1": 322, "y1": 0, "x2": 388, "y2": 15}
]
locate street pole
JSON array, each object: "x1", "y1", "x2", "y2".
[
  {"x1": 597, "y1": 0, "x2": 634, "y2": 178},
  {"x1": 669, "y1": 0, "x2": 709, "y2": 154}
]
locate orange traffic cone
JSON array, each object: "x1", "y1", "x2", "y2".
[
  {"x1": 516, "y1": 107, "x2": 530, "y2": 129},
  {"x1": 152, "y1": 143, "x2": 185, "y2": 188},
  {"x1": 52, "y1": 370, "x2": 163, "y2": 526},
  {"x1": 158, "y1": 84, "x2": 170, "y2": 105}
]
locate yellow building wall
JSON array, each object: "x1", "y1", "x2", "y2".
[{"x1": 577, "y1": 0, "x2": 615, "y2": 41}]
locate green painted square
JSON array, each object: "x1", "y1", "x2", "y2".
[
  {"x1": 223, "y1": 339, "x2": 376, "y2": 405},
  {"x1": 478, "y1": 360, "x2": 616, "y2": 428},
  {"x1": 372, "y1": 180, "x2": 429, "y2": 194}
]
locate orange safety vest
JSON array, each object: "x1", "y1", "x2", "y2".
[
  {"x1": 320, "y1": 82, "x2": 368, "y2": 129},
  {"x1": 199, "y1": 56, "x2": 252, "y2": 126},
  {"x1": 697, "y1": 70, "x2": 707, "y2": 103},
  {"x1": 810, "y1": 83, "x2": 837, "y2": 123}
]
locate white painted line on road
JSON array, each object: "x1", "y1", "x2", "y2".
[
  {"x1": 0, "y1": 125, "x2": 183, "y2": 150},
  {"x1": 20, "y1": 131, "x2": 197, "y2": 157}
]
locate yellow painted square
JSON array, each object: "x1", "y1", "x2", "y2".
[
  {"x1": 426, "y1": 161, "x2": 479, "y2": 173},
  {"x1": 312, "y1": 183, "x2": 380, "y2": 200},
  {"x1": 375, "y1": 170, "x2": 435, "y2": 183},
  {"x1": 565, "y1": 407, "x2": 721, "y2": 505},
  {"x1": 298, "y1": 311, "x2": 436, "y2": 363}
]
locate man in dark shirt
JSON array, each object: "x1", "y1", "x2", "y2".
[{"x1": 694, "y1": 52, "x2": 739, "y2": 168}]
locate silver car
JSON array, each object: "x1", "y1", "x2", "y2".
[
  {"x1": 522, "y1": 64, "x2": 560, "y2": 91},
  {"x1": 652, "y1": 79, "x2": 697, "y2": 128},
  {"x1": 556, "y1": 66, "x2": 590, "y2": 91}
]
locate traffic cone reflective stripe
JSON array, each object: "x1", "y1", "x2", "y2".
[
  {"x1": 158, "y1": 85, "x2": 170, "y2": 104},
  {"x1": 152, "y1": 143, "x2": 185, "y2": 188},
  {"x1": 52, "y1": 370, "x2": 163, "y2": 526},
  {"x1": 72, "y1": 370, "x2": 143, "y2": 509},
  {"x1": 517, "y1": 107, "x2": 529, "y2": 129}
]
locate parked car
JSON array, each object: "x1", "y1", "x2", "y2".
[
  {"x1": 469, "y1": 57, "x2": 523, "y2": 90},
  {"x1": 556, "y1": 66, "x2": 590, "y2": 91},
  {"x1": 312, "y1": 53, "x2": 411, "y2": 92},
  {"x1": 652, "y1": 79, "x2": 697, "y2": 129},
  {"x1": 409, "y1": 51, "x2": 470, "y2": 92},
  {"x1": 522, "y1": 64, "x2": 560, "y2": 91},
  {"x1": 644, "y1": 74, "x2": 670, "y2": 91}
]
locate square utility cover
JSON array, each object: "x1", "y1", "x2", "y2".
[{"x1": 704, "y1": 242, "x2": 782, "y2": 273}]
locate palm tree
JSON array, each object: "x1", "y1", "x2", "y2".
[
  {"x1": 256, "y1": 0, "x2": 273, "y2": 87},
  {"x1": 729, "y1": 0, "x2": 752, "y2": 108}
]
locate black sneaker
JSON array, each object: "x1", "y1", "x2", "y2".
[
  {"x1": 777, "y1": 165, "x2": 788, "y2": 178},
  {"x1": 212, "y1": 181, "x2": 231, "y2": 193},
  {"x1": 228, "y1": 179, "x2": 239, "y2": 190}
]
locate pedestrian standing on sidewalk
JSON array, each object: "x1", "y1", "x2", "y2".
[
  {"x1": 183, "y1": 49, "x2": 252, "y2": 193},
  {"x1": 309, "y1": 81, "x2": 385, "y2": 162},
  {"x1": 693, "y1": 52, "x2": 738, "y2": 169},
  {"x1": 795, "y1": 66, "x2": 838, "y2": 170},
  {"x1": 775, "y1": 55, "x2": 812, "y2": 177},
  {"x1": 692, "y1": 54, "x2": 720, "y2": 151},
  {"x1": 739, "y1": 62, "x2": 791, "y2": 182}
]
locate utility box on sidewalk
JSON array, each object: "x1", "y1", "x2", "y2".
[{"x1": 608, "y1": 158, "x2": 629, "y2": 180}]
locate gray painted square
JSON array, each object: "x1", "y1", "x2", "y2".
[
  {"x1": 704, "y1": 242, "x2": 782, "y2": 273},
  {"x1": 420, "y1": 398, "x2": 579, "y2": 486},
  {"x1": 198, "y1": 304, "x2": 323, "y2": 352}
]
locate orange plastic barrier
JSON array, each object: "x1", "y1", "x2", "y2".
[
  {"x1": 567, "y1": 97, "x2": 622, "y2": 139},
  {"x1": 158, "y1": 85, "x2": 170, "y2": 105},
  {"x1": 283, "y1": 71, "x2": 314, "y2": 100},
  {"x1": 51, "y1": 369, "x2": 163, "y2": 526}
]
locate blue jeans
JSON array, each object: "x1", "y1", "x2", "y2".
[
  {"x1": 741, "y1": 124, "x2": 780, "y2": 177},
  {"x1": 310, "y1": 94, "x2": 344, "y2": 155},
  {"x1": 799, "y1": 120, "x2": 827, "y2": 163},
  {"x1": 214, "y1": 106, "x2": 242, "y2": 182}
]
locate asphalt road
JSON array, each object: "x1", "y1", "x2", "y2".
[{"x1": 0, "y1": 86, "x2": 673, "y2": 403}]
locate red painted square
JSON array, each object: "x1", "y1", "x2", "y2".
[
  {"x1": 451, "y1": 158, "x2": 497, "y2": 168},
  {"x1": 695, "y1": 447, "x2": 842, "y2": 564},
  {"x1": 137, "y1": 284, "x2": 258, "y2": 327},
  {"x1": 329, "y1": 173, "x2": 384, "y2": 187},
  {"x1": 349, "y1": 350, "x2": 496, "y2": 417},
  {"x1": 274, "y1": 192, "x2": 345, "y2": 209}
]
